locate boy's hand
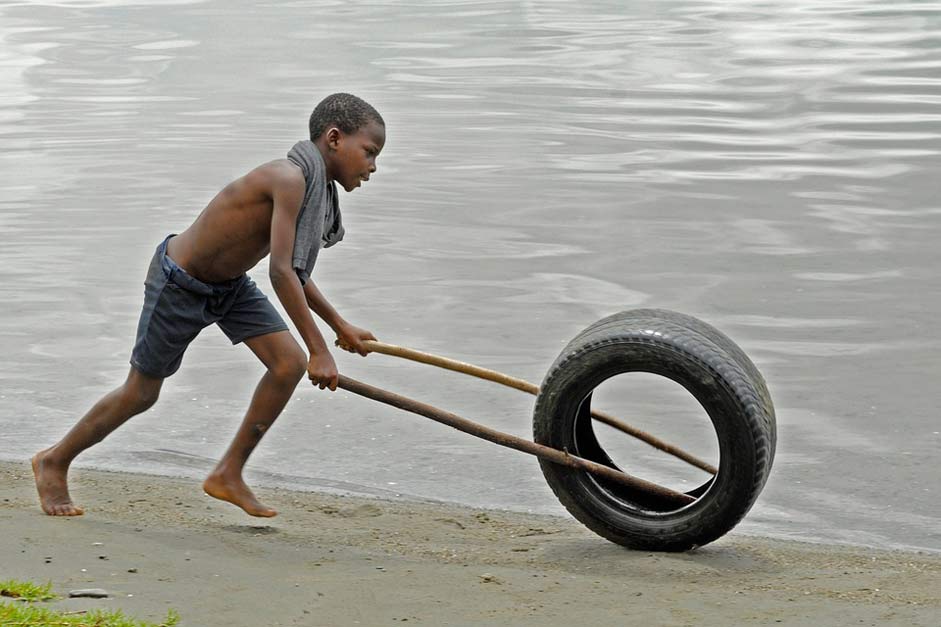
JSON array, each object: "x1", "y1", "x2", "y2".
[
  {"x1": 335, "y1": 323, "x2": 377, "y2": 357},
  {"x1": 307, "y1": 352, "x2": 339, "y2": 391}
]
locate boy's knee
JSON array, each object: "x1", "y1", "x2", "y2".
[
  {"x1": 127, "y1": 385, "x2": 160, "y2": 412},
  {"x1": 271, "y1": 350, "x2": 306, "y2": 384},
  {"x1": 123, "y1": 373, "x2": 162, "y2": 412}
]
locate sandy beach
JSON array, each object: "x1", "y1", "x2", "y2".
[{"x1": 1, "y1": 461, "x2": 938, "y2": 626}]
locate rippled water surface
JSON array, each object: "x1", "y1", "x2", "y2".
[{"x1": 1, "y1": 0, "x2": 939, "y2": 551}]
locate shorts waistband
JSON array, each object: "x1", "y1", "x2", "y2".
[{"x1": 158, "y1": 235, "x2": 243, "y2": 296}]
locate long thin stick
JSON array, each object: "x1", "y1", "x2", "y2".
[
  {"x1": 338, "y1": 375, "x2": 695, "y2": 507},
  {"x1": 360, "y1": 340, "x2": 718, "y2": 475}
]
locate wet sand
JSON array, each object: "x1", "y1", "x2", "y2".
[{"x1": 1, "y1": 461, "x2": 938, "y2": 626}]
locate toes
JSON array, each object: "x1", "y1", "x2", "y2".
[
  {"x1": 50, "y1": 503, "x2": 83, "y2": 516},
  {"x1": 244, "y1": 500, "x2": 276, "y2": 517}
]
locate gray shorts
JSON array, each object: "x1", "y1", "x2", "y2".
[{"x1": 130, "y1": 235, "x2": 289, "y2": 378}]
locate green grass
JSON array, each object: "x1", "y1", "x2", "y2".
[
  {"x1": 0, "y1": 580, "x2": 57, "y2": 603},
  {"x1": 0, "y1": 603, "x2": 180, "y2": 627},
  {"x1": 0, "y1": 580, "x2": 179, "y2": 627}
]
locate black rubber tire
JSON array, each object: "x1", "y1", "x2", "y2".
[
  {"x1": 533, "y1": 311, "x2": 775, "y2": 551},
  {"x1": 576, "y1": 308, "x2": 776, "y2": 464},
  {"x1": 578, "y1": 309, "x2": 774, "y2": 417}
]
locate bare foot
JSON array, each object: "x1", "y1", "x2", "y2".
[
  {"x1": 32, "y1": 450, "x2": 84, "y2": 516},
  {"x1": 202, "y1": 473, "x2": 277, "y2": 517}
]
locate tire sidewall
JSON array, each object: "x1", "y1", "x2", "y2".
[{"x1": 535, "y1": 329, "x2": 770, "y2": 551}]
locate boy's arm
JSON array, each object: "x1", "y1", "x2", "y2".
[
  {"x1": 267, "y1": 164, "x2": 338, "y2": 390},
  {"x1": 302, "y1": 280, "x2": 376, "y2": 356}
]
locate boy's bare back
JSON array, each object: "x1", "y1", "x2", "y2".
[{"x1": 167, "y1": 160, "x2": 304, "y2": 284}]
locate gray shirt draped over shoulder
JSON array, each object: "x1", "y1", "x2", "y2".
[{"x1": 286, "y1": 140, "x2": 345, "y2": 285}]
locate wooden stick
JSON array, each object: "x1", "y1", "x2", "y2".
[
  {"x1": 359, "y1": 340, "x2": 718, "y2": 475},
  {"x1": 338, "y1": 375, "x2": 695, "y2": 507},
  {"x1": 589, "y1": 409, "x2": 718, "y2": 475},
  {"x1": 361, "y1": 340, "x2": 540, "y2": 394}
]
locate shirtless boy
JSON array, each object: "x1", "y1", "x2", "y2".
[{"x1": 32, "y1": 93, "x2": 385, "y2": 518}]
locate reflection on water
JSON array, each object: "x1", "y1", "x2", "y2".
[{"x1": 1, "y1": 0, "x2": 939, "y2": 552}]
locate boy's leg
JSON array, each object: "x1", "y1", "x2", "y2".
[
  {"x1": 32, "y1": 366, "x2": 164, "y2": 516},
  {"x1": 202, "y1": 329, "x2": 306, "y2": 517}
]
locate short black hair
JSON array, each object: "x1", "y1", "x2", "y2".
[{"x1": 309, "y1": 93, "x2": 384, "y2": 141}]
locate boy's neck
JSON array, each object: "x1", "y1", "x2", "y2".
[{"x1": 311, "y1": 137, "x2": 335, "y2": 182}]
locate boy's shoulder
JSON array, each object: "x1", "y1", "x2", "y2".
[
  {"x1": 240, "y1": 158, "x2": 306, "y2": 203},
  {"x1": 268, "y1": 159, "x2": 306, "y2": 212},
  {"x1": 263, "y1": 158, "x2": 306, "y2": 188}
]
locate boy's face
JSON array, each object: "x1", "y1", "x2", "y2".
[{"x1": 327, "y1": 120, "x2": 386, "y2": 192}]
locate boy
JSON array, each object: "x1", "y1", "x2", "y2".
[{"x1": 32, "y1": 93, "x2": 385, "y2": 518}]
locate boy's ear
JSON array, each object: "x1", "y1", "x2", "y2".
[{"x1": 325, "y1": 127, "x2": 342, "y2": 150}]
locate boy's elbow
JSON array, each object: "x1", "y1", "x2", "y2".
[{"x1": 269, "y1": 264, "x2": 297, "y2": 287}]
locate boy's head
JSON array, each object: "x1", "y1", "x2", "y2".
[{"x1": 309, "y1": 93, "x2": 386, "y2": 192}]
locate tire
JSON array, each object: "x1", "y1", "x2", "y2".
[
  {"x1": 576, "y1": 309, "x2": 776, "y2": 463},
  {"x1": 533, "y1": 311, "x2": 775, "y2": 551},
  {"x1": 578, "y1": 309, "x2": 775, "y2": 417}
]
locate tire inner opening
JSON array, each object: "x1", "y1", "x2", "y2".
[{"x1": 573, "y1": 372, "x2": 720, "y2": 513}]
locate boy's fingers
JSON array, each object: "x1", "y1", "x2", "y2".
[{"x1": 335, "y1": 339, "x2": 356, "y2": 353}]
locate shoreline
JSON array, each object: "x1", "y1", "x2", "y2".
[
  {"x1": 2, "y1": 460, "x2": 939, "y2": 625},
  {"x1": 16, "y1": 455, "x2": 937, "y2": 557}
]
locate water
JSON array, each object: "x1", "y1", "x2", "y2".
[{"x1": 1, "y1": 0, "x2": 939, "y2": 552}]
